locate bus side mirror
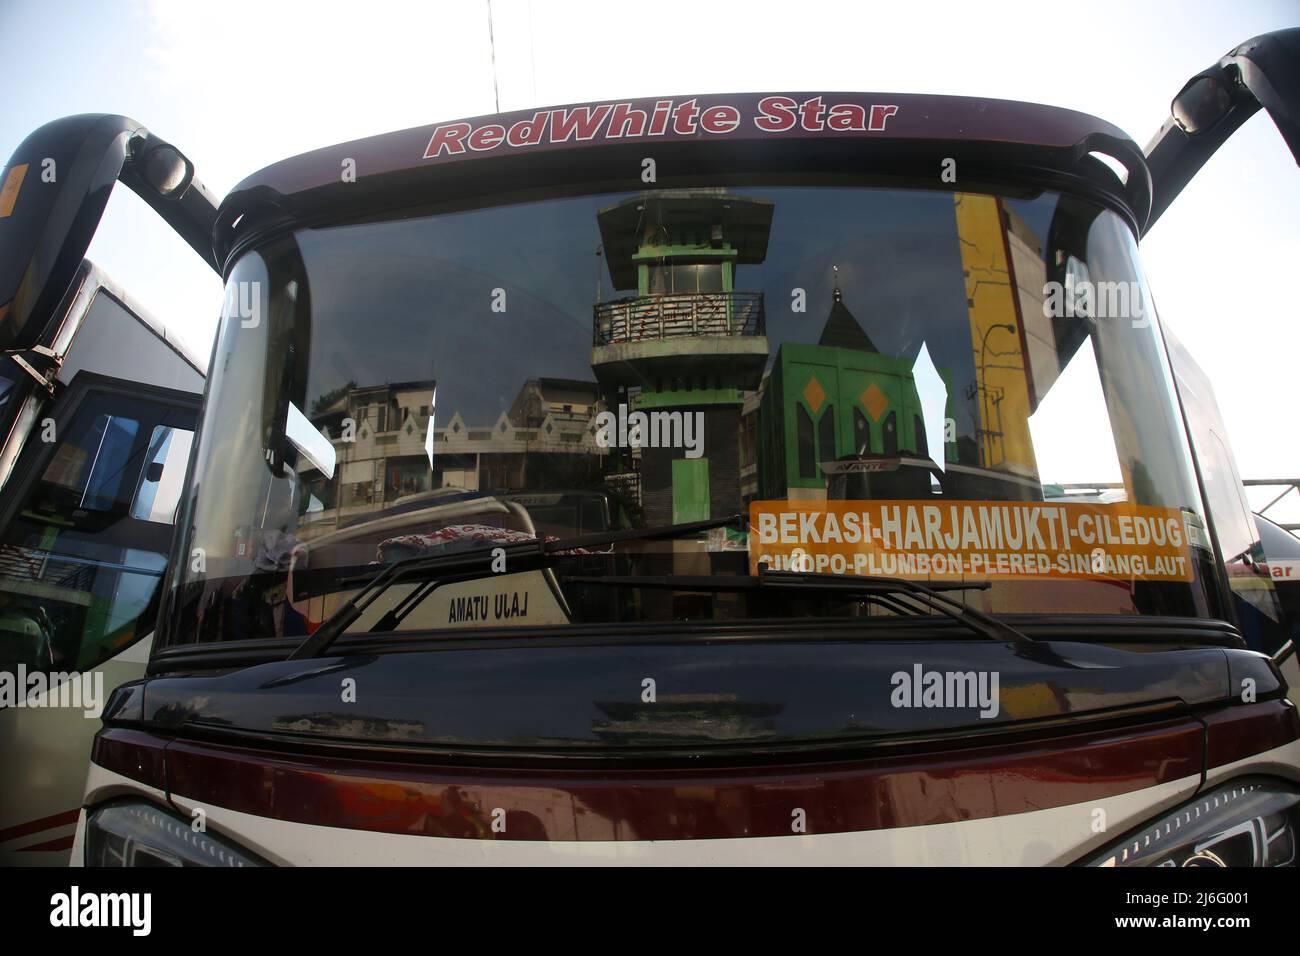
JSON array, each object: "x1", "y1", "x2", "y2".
[
  {"x1": 0, "y1": 114, "x2": 218, "y2": 354},
  {"x1": 1143, "y1": 28, "x2": 1300, "y2": 232},
  {"x1": 0, "y1": 115, "x2": 134, "y2": 352}
]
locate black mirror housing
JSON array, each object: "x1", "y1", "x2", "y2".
[
  {"x1": 0, "y1": 114, "x2": 220, "y2": 354},
  {"x1": 0, "y1": 115, "x2": 136, "y2": 352}
]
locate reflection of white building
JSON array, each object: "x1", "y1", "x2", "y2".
[
  {"x1": 508, "y1": 378, "x2": 599, "y2": 429},
  {"x1": 302, "y1": 377, "x2": 605, "y2": 529}
]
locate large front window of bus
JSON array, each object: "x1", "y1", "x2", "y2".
[{"x1": 164, "y1": 185, "x2": 1221, "y2": 647}]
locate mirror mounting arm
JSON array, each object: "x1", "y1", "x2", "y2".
[{"x1": 1143, "y1": 28, "x2": 1300, "y2": 233}]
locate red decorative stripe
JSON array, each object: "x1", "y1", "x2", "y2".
[
  {"x1": 92, "y1": 727, "x2": 169, "y2": 790},
  {"x1": 1203, "y1": 700, "x2": 1300, "y2": 769},
  {"x1": 162, "y1": 718, "x2": 1203, "y2": 841},
  {"x1": 0, "y1": 808, "x2": 79, "y2": 844},
  {"x1": 16, "y1": 834, "x2": 76, "y2": 852}
]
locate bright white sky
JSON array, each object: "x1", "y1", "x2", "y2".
[{"x1": 2, "y1": 0, "x2": 1297, "y2": 521}]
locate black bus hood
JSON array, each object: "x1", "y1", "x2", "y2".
[{"x1": 110, "y1": 632, "x2": 1286, "y2": 758}]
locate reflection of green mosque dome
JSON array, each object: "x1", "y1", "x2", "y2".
[
  {"x1": 759, "y1": 281, "x2": 933, "y2": 498},
  {"x1": 819, "y1": 285, "x2": 879, "y2": 353}
]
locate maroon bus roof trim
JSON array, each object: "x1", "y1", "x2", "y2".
[{"x1": 229, "y1": 92, "x2": 1136, "y2": 200}]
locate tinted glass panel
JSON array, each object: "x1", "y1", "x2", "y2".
[{"x1": 163, "y1": 186, "x2": 1221, "y2": 647}]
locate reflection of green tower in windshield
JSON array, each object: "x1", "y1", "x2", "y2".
[
  {"x1": 758, "y1": 278, "x2": 947, "y2": 501},
  {"x1": 591, "y1": 190, "x2": 771, "y2": 526}
]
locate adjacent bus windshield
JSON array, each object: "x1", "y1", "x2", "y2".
[{"x1": 162, "y1": 184, "x2": 1223, "y2": 647}]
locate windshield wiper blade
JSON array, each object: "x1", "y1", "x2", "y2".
[
  {"x1": 286, "y1": 514, "x2": 743, "y2": 660},
  {"x1": 761, "y1": 569, "x2": 1030, "y2": 642},
  {"x1": 562, "y1": 569, "x2": 1030, "y2": 643}
]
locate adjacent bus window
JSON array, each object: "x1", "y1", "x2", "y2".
[
  {"x1": 0, "y1": 392, "x2": 191, "y2": 675},
  {"x1": 40, "y1": 413, "x2": 140, "y2": 513}
]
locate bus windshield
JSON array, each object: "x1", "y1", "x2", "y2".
[{"x1": 162, "y1": 184, "x2": 1222, "y2": 648}]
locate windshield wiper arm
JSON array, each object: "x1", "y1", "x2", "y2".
[
  {"x1": 562, "y1": 569, "x2": 1030, "y2": 643},
  {"x1": 286, "y1": 514, "x2": 743, "y2": 660}
]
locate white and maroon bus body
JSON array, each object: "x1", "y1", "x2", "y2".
[
  {"x1": 77, "y1": 638, "x2": 1298, "y2": 865},
  {"x1": 70, "y1": 62, "x2": 1300, "y2": 867}
]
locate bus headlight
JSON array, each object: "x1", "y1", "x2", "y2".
[
  {"x1": 1083, "y1": 778, "x2": 1299, "y2": 867},
  {"x1": 84, "y1": 801, "x2": 266, "y2": 867}
]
